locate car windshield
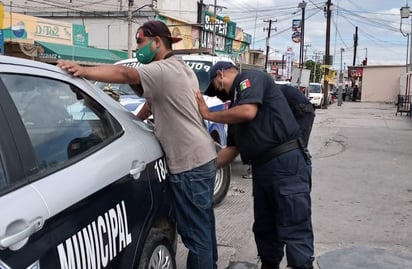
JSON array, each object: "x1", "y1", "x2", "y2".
[
  {"x1": 309, "y1": 84, "x2": 321, "y2": 93},
  {"x1": 184, "y1": 60, "x2": 213, "y2": 93}
]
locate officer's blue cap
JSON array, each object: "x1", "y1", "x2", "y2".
[{"x1": 204, "y1": 61, "x2": 237, "y2": 97}]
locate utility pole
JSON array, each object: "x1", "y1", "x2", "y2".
[
  {"x1": 338, "y1": 48, "x2": 344, "y2": 106},
  {"x1": 298, "y1": 1, "x2": 307, "y2": 69},
  {"x1": 210, "y1": 1, "x2": 227, "y2": 55},
  {"x1": 304, "y1": 44, "x2": 311, "y2": 61},
  {"x1": 353, "y1": 26, "x2": 358, "y2": 66},
  {"x1": 264, "y1": 19, "x2": 277, "y2": 72},
  {"x1": 127, "y1": 0, "x2": 133, "y2": 58},
  {"x1": 322, "y1": 0, "x2": 332, "y2": 109},
  {"x1": 211, "y1": 0, "x2": 217, "y2": 55}
]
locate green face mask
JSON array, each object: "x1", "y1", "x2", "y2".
[{"x1": 136, "y1": 40, "x2": 159, "y2": 64}]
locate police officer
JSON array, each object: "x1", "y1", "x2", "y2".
[
  {"x1": 195, "y1": 62, "x2": 314, "y2": 269},
  {"x1": 278, "y1": 84, "x2": 315, "y2": 147}
]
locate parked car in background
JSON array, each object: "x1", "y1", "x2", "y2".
[
  {"x1": 96, "y1": 54, "x2": 233, "y2": 206},
  {"x1": 308, "y1": 82, "x2": 331, "y2": 107},
  {"x1": 0, "y1": 56, "x2": 177, "y2": 269},
  {"x1": 308, "y1": 82, "x2": 323, "y2": 107}
]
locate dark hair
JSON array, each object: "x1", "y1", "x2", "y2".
[{"x1": 160, "y1": 37, "x2": 172, "y2": 50}]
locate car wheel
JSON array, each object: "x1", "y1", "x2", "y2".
[
  {"x1": 213, "y1": 143, "x2": 231, "y2": 206},
  {"x1": 137, "y1": 229, "x2": 176, "y2": 269}
]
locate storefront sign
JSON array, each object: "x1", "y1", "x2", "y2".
[
  {"x1": 2, "y1": 12, "x2": 89, "y2": 47},
  {"x1": 348, "y1": 66, "x2": 363, "y2": 78},
  {"x1": 204, "y1": 13, "x2": 228, "y2": 36},
  {"x1": 35, "y1": 22, "x2": 71, "y2": 40}
]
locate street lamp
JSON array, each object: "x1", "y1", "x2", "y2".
[
  {"x1": 400, "y1": 5, "x2": 412, "y2": 72},
  {"x1": 127, "y1": 2, "x2": 154, "y2": 58}
]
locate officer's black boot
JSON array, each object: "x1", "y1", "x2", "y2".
[{"x1": 261, "y1": 260, "x2": 279, "y2": 269}]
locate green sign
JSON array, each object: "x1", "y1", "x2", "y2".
[{"x1": 72, "y1": 24, "x2": 88, "y2": 47}]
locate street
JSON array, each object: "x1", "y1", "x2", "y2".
[{"x1": 177, "y1": 101, "x2": 412, "y2": 269}]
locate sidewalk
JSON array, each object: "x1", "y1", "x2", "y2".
[{"x1": 310, "y1": 102, "x2": 412, "y2": 269}]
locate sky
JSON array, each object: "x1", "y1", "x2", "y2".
[
  {"x1": 204, "y1": 0, "x2": 412, "y2": 70},
  {"x1": 4, "y1": 0, "x2": 412, "y2": 70}
]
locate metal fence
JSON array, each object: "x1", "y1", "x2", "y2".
[{"x1": 395, "y1": 94, "x2": 411, "y2": 116}]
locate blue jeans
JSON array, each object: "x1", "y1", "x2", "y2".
[{"x1": 169, "y1": 159, "x2": 217, "y2": 269}]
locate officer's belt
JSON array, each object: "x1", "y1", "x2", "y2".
[{"x1": 253, "y1": 139, "x2": 300, "y2": 165}]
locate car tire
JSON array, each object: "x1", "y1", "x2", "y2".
[
  {"x1": 137, "y1": 229, "x2": 176, "y2": 269},
  {"x1": 213, "y1": 143, "x2": 231, "y2": 206}
]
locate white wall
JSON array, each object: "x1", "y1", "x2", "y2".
[
  {"x1": 362, "y1": 65, "x2": 405, "y2": 103},
  {"x1": 58, "y1": 17, "x2": 154, "y2": 51},
  {"x1": 156, "y1": 0, "x2": 198, "y2": 23}
]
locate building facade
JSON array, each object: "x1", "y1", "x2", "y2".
[{"x1": 2, "y1": 0, "x2": 252, "y2": 64}]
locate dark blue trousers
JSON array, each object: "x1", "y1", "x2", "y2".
[{"x1": 252, "y1": 149, "x2": 314, "y2": 269}]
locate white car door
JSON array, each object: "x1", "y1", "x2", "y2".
[{"x1": 0, "y1": 65, "x2": 157, "y2": 269}]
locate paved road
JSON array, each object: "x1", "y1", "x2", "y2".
[{"x1": 177, "y1": 102, "x2": 412, "y2": 269}]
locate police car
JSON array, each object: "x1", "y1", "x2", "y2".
[
  {"x1": 0, "y1": 56, "x2": 177, "y2": 269},
  {"x1": 96, "y1": 54, "x2": 234, "y2": 206}
]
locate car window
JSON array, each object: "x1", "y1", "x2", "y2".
[
  {"x1": 309, "y1": 84, "x2": 322, "y2": 93},
  {"x1": 184, "y1": 60, "x2": 212, "y2": 92},
  {"x1": 0, "y1": 156, "x2": 6, "y2": 192},
  {"x1": 1, "y1": 74, "x2": 121, "y2": 173}
]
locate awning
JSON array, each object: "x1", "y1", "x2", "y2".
[{"x1": 35, "y1": 41, "x2": 128, "y2": 65}]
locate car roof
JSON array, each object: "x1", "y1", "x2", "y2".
[
  {"x1": 115, "y1": 54, "x2": 235, "y2": 66},
  {"x1": 179, "y1": 54, "x2": 235, "y2": 64},
  {"x1": 0, "y1": 55, "x2": 66, "y2": 74}
]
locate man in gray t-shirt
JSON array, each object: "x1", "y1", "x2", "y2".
[{"x1": 57, "y1": 20, "x2": 218, "y2": 269}]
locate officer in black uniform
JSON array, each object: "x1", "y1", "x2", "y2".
[
  {"x1": 195, "y1": 62, "x2": 314, "y2": 269},
  {"x1": 278, "y1": 84, "x2": 315, "y2": 147}
]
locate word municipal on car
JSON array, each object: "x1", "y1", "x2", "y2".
[{"x1": 57, "y1": 201, "x2": 132, "y2": 269}]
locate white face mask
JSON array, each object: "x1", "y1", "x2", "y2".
[
  {"x1": 215, "y1": 72, "x2": 231, "y2": 101},
  {"x1": 220, "y1": 73, "x2": 224, "y2": 91},
  {"x1": 216, "y1": 71, "x2": 224, "y2": 91}
]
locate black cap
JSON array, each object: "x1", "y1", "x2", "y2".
[
  {"x1": 137, "y1": 20, "x2": 182, "y2": 43},
  {"x1": 204, "y1": 61, "x2": 236, "y2": 97}
]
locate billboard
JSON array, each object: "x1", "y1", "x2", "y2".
[
  {"x1": 292, "y1": 19, "x2": 301, "y2": 43},
  {"x1": 348, "y1": 66, "x2": 363, "y2": 78}
]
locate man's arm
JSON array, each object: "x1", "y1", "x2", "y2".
[
  {"x1": 195, "y1": 91, "x2": 258, "y2": 124},
  {"x1": 217, "y1": 146, "x2": 239, "y2": 168},
  {"x1": 57, "y1": 60, "x2": 141, "y2": 85},
  {"x1": 136, "y1": 102, "x2": 152, "y2": 121}
]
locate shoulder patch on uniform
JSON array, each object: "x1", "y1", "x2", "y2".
[{"x1": 239, "y1": 79, "x2": 251, "y2": 91}]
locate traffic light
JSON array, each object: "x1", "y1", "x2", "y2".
[{"x1": 362, "y1": 58, "x2": 367, "y2": 66}]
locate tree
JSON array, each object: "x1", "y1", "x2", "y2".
[{"x1": 304, "y1": 60, "x2": 323, "y2": 83}]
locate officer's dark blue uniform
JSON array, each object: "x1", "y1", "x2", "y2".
[
  {"x1": 223, "y1": 70, "x2": 314, "y2": 269},
  {"x1": 278, "y1": 84, "x2": 315, "y2": 147}
]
